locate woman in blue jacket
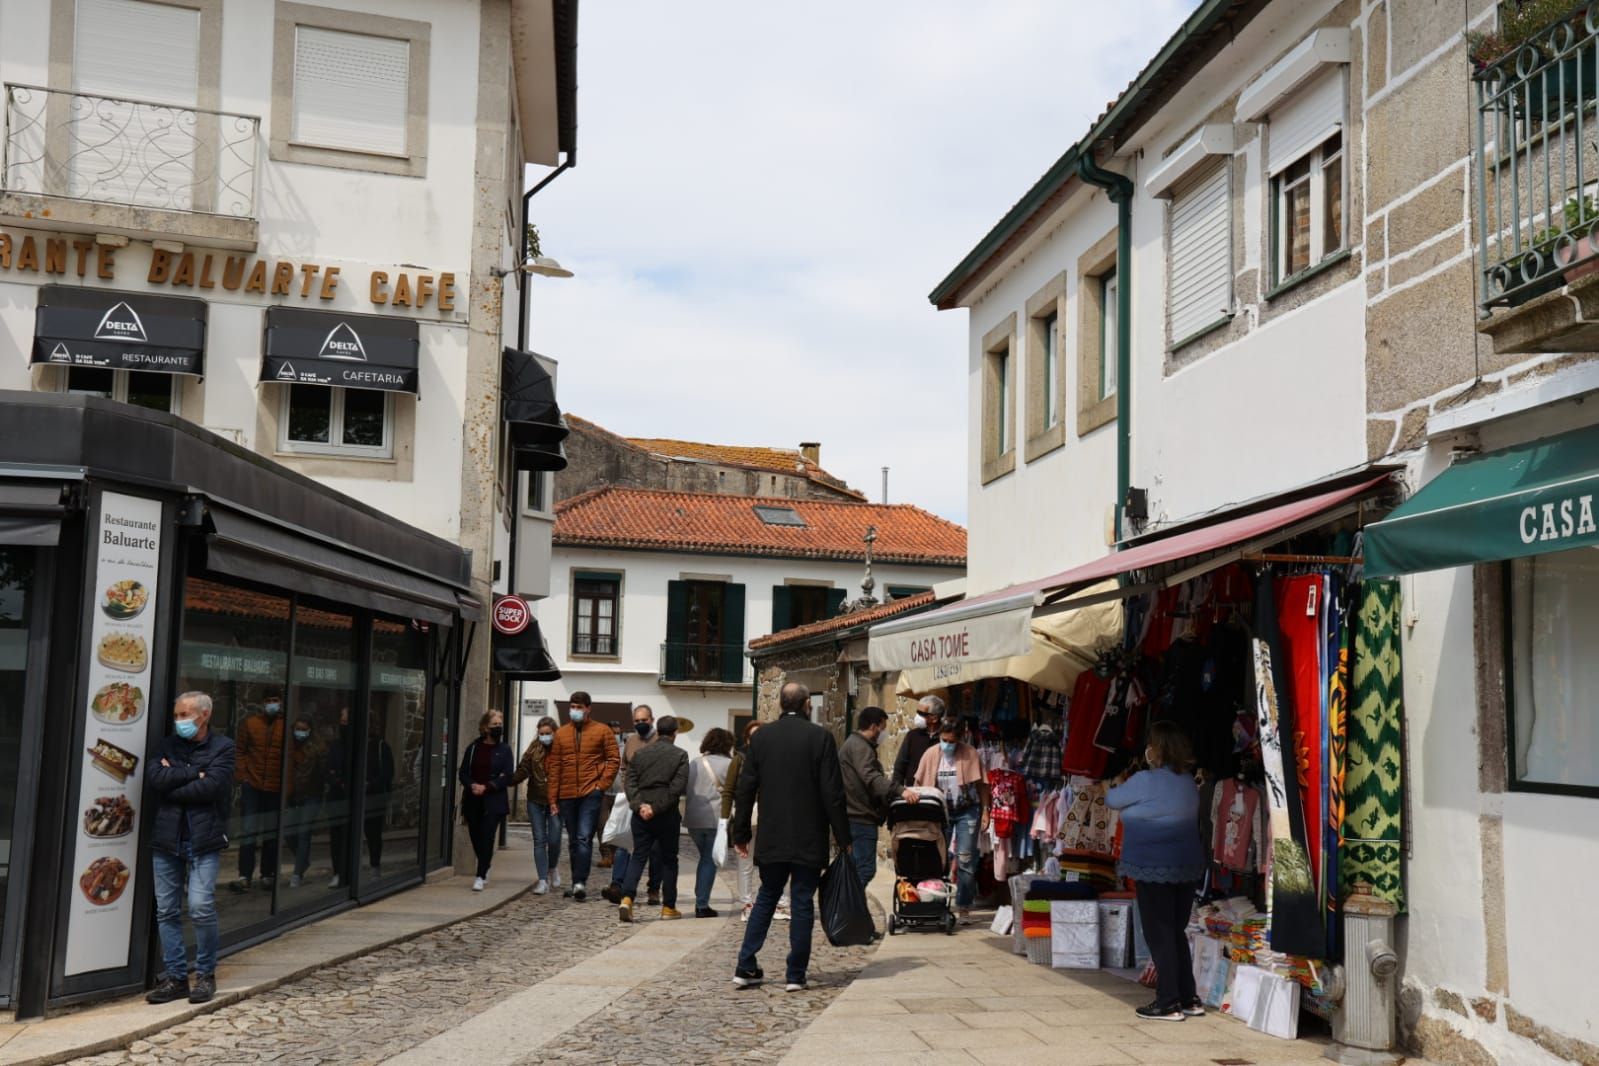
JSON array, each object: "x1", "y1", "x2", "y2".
[
  {"x1": 458, "y1": 709, "x2": 515, "y2": 891},
  {"x1": 1106, "y1": 720, "x2": 1206, "y2": 1023}
]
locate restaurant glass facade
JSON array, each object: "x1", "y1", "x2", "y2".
[{"x1": 0, "y1": 548, "x2": 35, "y2": 956}]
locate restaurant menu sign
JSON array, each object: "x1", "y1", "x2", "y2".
[{"x1": 63, "y1": 493, "x2": 163, "y2": 976}]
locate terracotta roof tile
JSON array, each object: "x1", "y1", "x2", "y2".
[
  {"x1": 749, "y1": 590, "x2": 939, "y2": 651},
  {"x1": 553, "y1": 487, "x2": 966, "y2": 566}
]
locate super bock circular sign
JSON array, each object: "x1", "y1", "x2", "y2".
[{"x1": 493, "y1": 594, "x2": 531, "y2": 636}]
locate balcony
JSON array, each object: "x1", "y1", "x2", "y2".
[
  {"x1": 1, "y1": 84, "x2": 260, "y2": 249},
  {"x1": 659, "y1": 642, "x2": 752, "y2": 686}
]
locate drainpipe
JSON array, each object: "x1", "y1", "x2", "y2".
[{"x1": 1074, "y1": 151, "x2": 1133, "y2": 543}]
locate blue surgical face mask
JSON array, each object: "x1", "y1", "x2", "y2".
[
  {"x1": 939, "y1": 741, "x2": 956, "y2": 757},
  {"x1": 538, "y1": 733, "x2": 553, "y2": 746},
  {"x1": 175, "y1": 718, "x2": 199, "y2": 740},
  {"x1": 264, "y1": 701, "x2": 283, "y2": 716},
  {"x1": 293, "y1": 729, "x2": 311, "y2": 742},
  {"x1": 569, "y1": 708, "x2": 586, "y2": 723}
]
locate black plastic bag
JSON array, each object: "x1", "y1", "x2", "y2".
[{"x1": 820, "y1": 851, "x2": 875, "y2": 947}]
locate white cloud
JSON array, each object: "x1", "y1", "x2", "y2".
[{"x1": 528, "y1": 1, "x2": 1198, "y2": 524}]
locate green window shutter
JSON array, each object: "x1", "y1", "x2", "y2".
[
  {"x1": 826, "y1": 588, "x2": 847, "y2": 617},
  {"x1": 771, "y1": 585, "x2": 793, "y2": 632},
  {"x1": 574, "y1": 570, "x2": 617, "y2": 584},
  {"x1": 721, "y1": 583, "x2": 746, "y2": 684},
  {"x1": 666, "y1": 580, "x2": 688, "y2": 644}
]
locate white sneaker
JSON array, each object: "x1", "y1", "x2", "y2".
[
  {"x1": 741, "y1": 904, "x2": 753, "y2": 922},
  {"x1": 289, "y1": 874, "x2": 303, "y2": 889},
  {"x1": 551, "y1": 870, "x2": 562, "y2": 889},
  {"x1": 534, "y1": 879, "x2": 549, "y2": 895},
  {"x1": 328, "y1": 875, "x2": 341, "y2": 889},
  {"x1": 472, "y1": 877, "x2": 485, "y2": 892},
  {"x1": 573, "y1": 882, "x2": 587, "y2": 901},
  {"x1": 774, "y1": 906, "x2": 792, "y2": 922}
]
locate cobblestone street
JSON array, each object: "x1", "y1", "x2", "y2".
[{"x1": 60, "y1": 855, "x2": 875, "y2": 1066}]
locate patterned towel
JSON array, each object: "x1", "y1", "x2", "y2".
[
  {"x1": 1022, "y1": 898, "x2": 1052, "y2": 938},
  {"x1": 1341, "y1": 581, "x2": 1406, "y2": 911}
]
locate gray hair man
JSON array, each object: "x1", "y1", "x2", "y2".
[
  {"x1": 145, "y1": 692, "x2": 236, "y2": 1007},
  {"x1": 892, "y1": 694, "x2": 945, "y2": 788}
]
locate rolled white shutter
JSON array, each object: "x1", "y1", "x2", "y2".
[
  {"x1": 1168, "y1": 161, "x2": 1231, "y2": 344},
  {"x1": 75, "y1": 0, "x2": 200, "y2": 105},
  {"x1": 292, "y1": 26, "x2": 409, "y2": 156},
  {"x1": 1266, "y1": 69, "x2": 1345, "y2": 175}
]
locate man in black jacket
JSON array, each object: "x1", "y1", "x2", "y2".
[
  {"x1": 839, "y1": 706, "x2": 918, "y2": 892},
  {"x1": 144, "y1": 691, "x2": 236, "y2": 1006},
  {"x1": 618, "y1": 714, "x2": 688, "y2": 923},
  {"x1": 731, "y1": 682, "x2": 850, "y2": 992},
  {"x1": 891, "y1": 695, "x2": 944, "y2": 787}
]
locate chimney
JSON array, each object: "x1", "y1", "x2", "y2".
[{"x1": 799, "y1": 442, "x2": 821, "y2": 466}]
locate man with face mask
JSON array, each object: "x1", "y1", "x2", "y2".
[
  {"x1": 839, "y1": 706, "x2": 919, "y2": 896},
  {"x1": 545, "y1": 692, "x2": 620, "y2": 901},
  {"x1": 891, "y1": 695, "x2": 945, "y2": 788},
  {"x1": 231, "y1": 692, "x2": 286, "y2": 892},
  {"x1": 603, "y1": 704, "x2": 662, "y2": 905},
  {"x1": 145, "y1": 692, "x2": 234, "y2": 1006}
]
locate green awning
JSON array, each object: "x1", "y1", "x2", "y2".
[{"x1": 1365, "y1": 422, "x2": 1599, "y2": 577}]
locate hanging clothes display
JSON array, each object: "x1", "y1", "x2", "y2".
[
  {"x1": 1341, "y1": 581, "x2": 1406, "y2": 911},
  {"x1": 1062, "y1": 669, "x2": 1113, "y2": 778},
  {"x1": 1274, "y1": 574, "x2": 1327, "y2": 896},
  {"x1": 1323, "y1": 575, "x2": 1349, "y2": 955}
]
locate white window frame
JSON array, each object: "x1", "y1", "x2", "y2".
[
  {"x1": 1041, "y1": 309, "x2": 1060, "y2": 430},
  {"x1": 1166, "y1": 160, "x2": 1233, "y2": 346},
  {"x1": 277, "y1": 384, "x2": 394, "y2": 458},
  {"x1": 1272, "y1": 133, "x2": 1346, "y2": 287},
  {"x1": 1100, "y1": 270, "x2": 1119, "y2": 401},
  {"x1": 61, "y1": 367, "x2": 181, "y2": 414}
]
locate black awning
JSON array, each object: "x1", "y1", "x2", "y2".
[
  {"x1": 262, "y1": 307, "x2": 420, "y2": 394},
  {"x1": 512, "y1": 440, "x2": 568, "y2": 473},
  {"x1": 32, "y1": 285, "x2": 207, "y2": 376},
  {"x1": 502, "y1": 348, "x2": 568, "y2": 446},
  {"x1": 205, "y1": 506, "x2": 465, "y2": 624},
  {"x1": 492, "y1": 617, "x2": 561, "y2": 681}
]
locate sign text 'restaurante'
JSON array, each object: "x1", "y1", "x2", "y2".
[
  {"x1": 0, "y1": 230, "x2": 455, "y2": 313},
  {"x1": 908, "y1": 630, "x2": 971, "y2": 664}
]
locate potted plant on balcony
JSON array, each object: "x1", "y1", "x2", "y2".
[
  {"x1": 1528, "y1": 194, "x2": 1599, "y2": 284},
  {"x1": 1470, "y1": 0, "x2": 1596, "y2": 122}
]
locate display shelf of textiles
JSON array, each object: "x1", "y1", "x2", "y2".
[{"x1": 935, "y1": 534, "x2": 1408, "y2": 1042}]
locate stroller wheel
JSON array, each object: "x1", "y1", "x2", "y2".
[
  {"x1": 886, "y1": 914, "x2": 898, "y2": 936},
  {"x1": 943, "y1": 912, "x2": 957, "y2": 935}
]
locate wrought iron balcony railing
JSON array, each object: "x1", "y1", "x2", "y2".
[
  {"x1": 659, "y1": 641, "x2": 751, "y2": 685},
  {"x1": 2, "y1": 84, "x2": 259, "y2": 218}
]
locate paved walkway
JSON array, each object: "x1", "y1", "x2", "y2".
[
  {"x1": 0, "y1": 828, "x2": 544, "y2": 1066},
  {"x1": 784, "y1": 881, "x2": 1338, "y2": 1066}
]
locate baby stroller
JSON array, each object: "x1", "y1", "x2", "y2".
[{"x1": 885, "y1": 795, "x2": 957, "y2": 935}]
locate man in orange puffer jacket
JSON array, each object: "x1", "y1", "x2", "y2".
[{"x1": 545, "y1": 692, "x2": 620, "y2": 900}]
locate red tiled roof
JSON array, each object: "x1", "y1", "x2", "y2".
[
  {"x1": 749, "y1": 590, "x2": 938, "y2": 651},
  {"x1": 553, "y1": 487, "x2": 966, "y2": 566}
]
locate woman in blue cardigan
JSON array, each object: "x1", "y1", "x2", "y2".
[
  {"x1": 458, "y1": 709, "x2": 515, "y2": 891},
  {"x1": 1106, "y1": 720, "x2": 1206, "y2": 1022}
]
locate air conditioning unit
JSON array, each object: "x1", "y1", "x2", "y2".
[{"x1": 1333, "y1": 885, "x2": 1400, "y2": 1051}]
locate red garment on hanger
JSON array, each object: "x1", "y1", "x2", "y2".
[
  {"x1": 1062, "y1": 669, "x2": 1113, "y2": 778},
  {"x1": 1275, "y1": 574, "x2": 1325, "y2": 892}
]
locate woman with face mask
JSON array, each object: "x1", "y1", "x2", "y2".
[
  {"x1": 913, "y1": 719, "x2": 990, "y2": 921},
  {"x1": 457, "y1": 710, "x2": 515, "y2": 891},
  {"x1": 511, "y1": 716, "x2": 562, "y2": 894}
]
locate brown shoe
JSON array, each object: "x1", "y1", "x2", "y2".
[
  {"x1": 660, "y1": 906, "x2": 682, "y2": 920},
  {"x1": 619, "y1": 896, "x2": 633, "y2": 923}
]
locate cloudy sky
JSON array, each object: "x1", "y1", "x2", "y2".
[{"x1": 529, "y1": 2, "x2": 1198, "y2": 525}]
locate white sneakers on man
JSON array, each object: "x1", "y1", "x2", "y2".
[
  {"x1": 534, "y1": 879, "x2": 549, "y2": 895},
  {"x1": 472, "y1": 877, "x2": 485, "y2": 892}
]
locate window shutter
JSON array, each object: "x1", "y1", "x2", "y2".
[
  {"x1": 827, "y1": 588, "x2": 847, "y2": 617},
  {"x1": 666, "y1": 580, "x2": 688, "y2": 645},
  {"x1": 1266, "y1": 70, "x2": 1344, "y2": 175},
  {"x1": 292, "y1": 25, "x2": 410, "y2": 155},
  {"x1": 1168, "y1": 161, "x2": 1232, "y2": 343},
  {"x1": 771, "y1": 585, "x2": 792, "y2": 632},
  {"x1": 720, "y1": 584, "x2": 746, "y2": 684},
  {"x1": 75, "y1": 0, "x2": 200, "y2": 105}
]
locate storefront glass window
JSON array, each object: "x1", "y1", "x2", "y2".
[
  {"x1": 0, "y1": 548, "x2": 35, "y2": 932},
  {"x1": 426, "y1": 629, "x2": 454, "y2": 870},
  {"x1": 277, "y1": 601, "x2": 359, "y2": 909},
  {"x1": 177, "y1": 578, "x2": 291, "y2": 935},
  {"x1": 364, "y1": 619, "x2": 428, "y2": 886},
  {"x1": 341, "y1": 389, "x2": 386, "y2": 447},
  {"x1": 1510, "y1": 548, "x2": 1599, "y2": 791},
  {"x1": 286, "y1": 385, "x2": 334, "y2": 444},
  {"x1": 123, "y1": 372, "x2": 175, "y2": 413},
  {"x1": 65, "y1": 367, "x2": 115, "y2": 398}
]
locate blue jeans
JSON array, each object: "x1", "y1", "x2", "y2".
[
  {"x1": 688, "y1": 827, "x2": 718, "y2": 910},
  {"x1": 153, "y1": 843, "x2": 220, "y2": 979},
  {"x1": 947, "y1": 807, "x2": 980, "y2": 908},
  {"x1": 611, "y1": 844, "x2": 660, "y2": 893},
  {"x1": 621, "y1": 809, "x2": 680, "y2": 909},
  {"x1": 848, "y1": 821, "x2": 879, "y2": 889},
  {"x1": 737, "y1": 862, "x2": 821, "y2": 984},
  {"x1": 558, "y1": 791, "x2": 603, "y2": 886},
  {"x1": 236, "y1": 783, "x2": 278, "y2": 880},
  {"x1": 531, "y1": 805, "x2": 562, "y2": 881}
]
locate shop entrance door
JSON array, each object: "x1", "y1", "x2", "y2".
[{"x1": 0, "y1": 547, "x2": 43, "y2": 1004}]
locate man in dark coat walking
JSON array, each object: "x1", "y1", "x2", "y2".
[{"x1": 730, "y1": 682, "x2": 850, "y2": 992}]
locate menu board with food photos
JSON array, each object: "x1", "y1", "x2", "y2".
[{"x1": 63, "y1": 492, "x2": 163, "y2": 976}]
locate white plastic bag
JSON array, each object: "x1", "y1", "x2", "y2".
[
  {"x1": 711, "y1": 818, "x2": 729, "y2": 868},
  {"x1": 601, "y1": 798, "x2": 633, "y2": 851}
]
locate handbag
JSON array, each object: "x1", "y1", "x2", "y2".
[
  {"x1": 601, "y1": 794, "x2": 633, "y2": 851},
  {"x1": 711, "y1": 818, "x2": 729, "y2": 868}
]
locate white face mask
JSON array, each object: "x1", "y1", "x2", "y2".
[
  {"x1": 912, "y1": 714, "x2": 927, "y2": 731},
  {"x1": 570, "y1": 708, "x2": 586, "y2": 723}
]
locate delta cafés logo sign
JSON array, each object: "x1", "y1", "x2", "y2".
[
  {"x1": 493, "y1": 595, "x2": 531, "y2": 636},
  {"x1": 95, "y1": 301, "x2": 148, "y2": 342}
]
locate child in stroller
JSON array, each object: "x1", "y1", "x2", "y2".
[{"x1": 885, "y1": 794, "x2": 958, "y2": 935}]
